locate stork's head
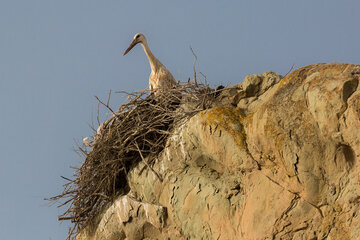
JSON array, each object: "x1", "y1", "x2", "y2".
[{"x1": 123, "y1": 33, "x2": 146, "y2": 56}]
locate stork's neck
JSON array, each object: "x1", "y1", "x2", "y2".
[{"x1": 141, "y1": 41, "x2": 162, "y2": 72}]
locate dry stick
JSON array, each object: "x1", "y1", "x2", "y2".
[
  {"x1": 66, "y1": 225, "x2": 76, "y2": 240},
  {"x1": 116, "y1": 89, "x2": 149, "y2": 96},
  {"x1": 189, "y1": 45, "x2": 198, "y2": 86},
  {"x1": 95, "y1": 96, "x2": 119, "y2": 120},
  {"x1": 97, "y1": 102, "x2": 101, "y2": 127},
  {"x1": 58, "y1": 216, "x2": 76, "y2": 221},
  {"x1": 134, "y1": 142, "x2": 163, "y2": 182},
  {"x1": 199, "y1": 72, "x2": 207, "y2": 83},
  {"x1": 116, "y1": 105, "x2": 139, "y2": 126},
  {"x1": 107, "y1": 90, "x2": 112, "y2": 106},
  {"x1": 284, "y1": 63, "x2": 295, "y2": 78},
  {"x1": 61, "y1": 176, "x2": 73, "y2": 182},
  {"x1": 117, "y1": 93, "x2": 146, "y2": 114}
]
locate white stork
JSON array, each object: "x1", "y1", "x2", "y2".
[{"x1": 123, "y1": 33, "x2": 176, "y2": 95}]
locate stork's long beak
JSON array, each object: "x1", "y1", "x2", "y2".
[{"x1": 123, "y1": 39, "x2": 139, "y2": 56}]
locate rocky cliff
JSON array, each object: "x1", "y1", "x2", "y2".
[{"x1": 77, "y1": 63, "x2": 360, "y2": 240}]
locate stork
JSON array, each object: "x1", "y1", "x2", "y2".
[{"x1": 123, "y1": 33, "x2": 176, "y2": 95}]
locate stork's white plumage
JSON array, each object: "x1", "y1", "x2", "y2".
[{"x1": 123, "y1": 33, "x2": 176, "y2": 94}]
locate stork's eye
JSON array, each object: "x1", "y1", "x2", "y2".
[{"x1": 136, "y1": 35, "x2": 140, "y2": 39}]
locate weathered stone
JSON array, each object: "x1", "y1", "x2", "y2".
[
  {"x1": 242, "y1": 71, "x2": 282, "y2": 98},
  {"x1": 78, "y1": 63, "x2": 360, "y2": 240},
  {"x1": 77, "y1": 195, "x2": 167, "y2": 240}
]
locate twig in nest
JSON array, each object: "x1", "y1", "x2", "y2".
[
  {"x1": 97, "y1": 102, "x2": 100, "y2": 127},
  {"x1": 135, "y1": 142, "x2": 163, "y2": 182},
  {"x1": 189, "y1": 45, "x2": 198, "y2": 86},
  {"x1": 94, "y1": 96, "x2": 119, "y2": 120},
  {"x1": 107, "y1": 90, "x2": 111, "y2": 107},
  {"x1": 61, "y1": 176, "x2": 73, "y2": 182},
  {"x1": 58, "y1": 216, "x2": 75, "y2": 221},
  {"x1": 199, "y1": 72, "x2": 207, "y2": 83}
]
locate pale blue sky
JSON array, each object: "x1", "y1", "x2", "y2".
[{"x1": 1, "y1": 1, "x2": 359, "y2": 239}]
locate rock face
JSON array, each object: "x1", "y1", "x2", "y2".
[{"x1": 77, "y1": 63, "x2": 360, "y2": 240}]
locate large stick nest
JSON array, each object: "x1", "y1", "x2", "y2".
[{"x1": 49, "y1": 82, "x2": 223, "y2": 239}]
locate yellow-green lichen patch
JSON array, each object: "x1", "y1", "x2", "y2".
[
  {"x1": 200, "y1": 107, "x2": 247, "y2": 148},
  {"x1": 278, "y1": 63, "x2": 352, "y2": 90},
  {"x1": 243, "y1": 111, "x2": 255, "y2": 127}
]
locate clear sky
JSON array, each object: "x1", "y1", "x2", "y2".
[{"x1": 1, "y1": 0, "x2": 359, "y2": 239}]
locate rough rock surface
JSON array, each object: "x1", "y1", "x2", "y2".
[{"x1": 77, "y1": 63, "x2": 360, "y2": 240}]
